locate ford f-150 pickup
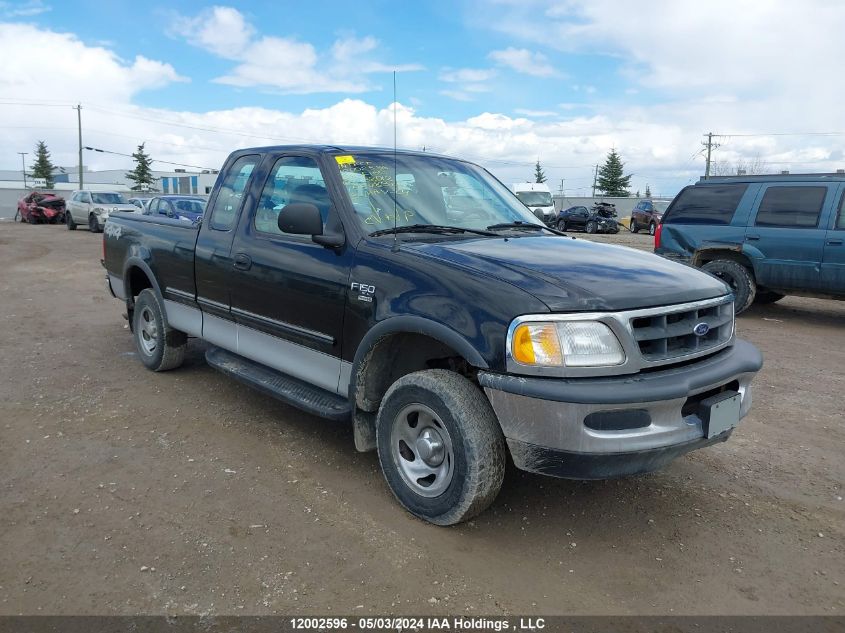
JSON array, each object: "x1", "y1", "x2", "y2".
[{"x1": 103, "y1": 145, "x2": 763, "y2": 525}]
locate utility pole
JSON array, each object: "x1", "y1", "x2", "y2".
[
  {"x1": 18, "y1": 152, "x2": 28, "y2": 188},
  {"x1": 558, "y1": 178, "x2": 565, "y2": 196},
  {"x1": 75, "y1": 104, "x2": 83, "y2": 189},
  {"x1": 591, "y1": 164, "x2": 599, "y2": 197},
  {"x1": 704, "y1": 131, "x2": 714, "y2": 180}
]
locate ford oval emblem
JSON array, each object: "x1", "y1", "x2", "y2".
[{"x1": 693, "y1": 322, "x2": 710, "y2": 337}]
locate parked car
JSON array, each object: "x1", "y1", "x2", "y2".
[
  {"x1": 127, "y1": 197, "x2": 152, "y2": 213},
  {"x1": 655, "y1": 174, "x2": 845, "y2": 313},
  {"x1": 65, "y1": 190, "x2": 136, "y2": 232},
  {"x1": 556, "y1": 203, "x2": 620, "y2": 233},
  {"x1": 144, "y1": 195, "x2": 206, "y2": 223},
  {"x1": 511, "y1": 182, "x2": 555, "y2": 225},
  {"x1": 103, "y1": 145, "x2": 762, "y2": 525},
  {"x1": 16, "y1": 191, "x2": 66, "y2": 224},
  {"x1": 630, "y1": 199, "x2": 670, "y2": 235}
]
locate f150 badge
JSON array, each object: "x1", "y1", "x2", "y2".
[{"x1": 351, "y1": 282, "x2": 375, "y2": 303}]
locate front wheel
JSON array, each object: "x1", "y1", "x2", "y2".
[
  {"x1": 585, "y1": 220, "x2": 597, "y2": 234},
  {"x1": 376, "y1": 369, "x2": 505, "y2": 526},
  {"x1": 701, "y1": 259, "x2": 756, "y2": 314},
  {"x1": 557, "y1": 219, "x2": 567, "y2": 231},
  {"x1": 89, "y1": 214, "x2": 102, "y2": 233},
  {"x1": 132, "y1": 289, "x2": 187, "y2": 371},
  {"x1": 629, "y1": 220, "x2": 639, "y2": 233},
  {"x1": 649, "y1": 222, "x2": 656, "y2": 236}
]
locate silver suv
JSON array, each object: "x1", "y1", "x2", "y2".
[{"x1": 66, "y1": 190, "x2": 137, "y2": 232}]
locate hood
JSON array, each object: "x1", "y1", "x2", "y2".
[
  {"x1": 100, "y1": 204, "x2": 138, "y2": 214},
  {"x1": 404, "y1": 235, "x2": 729, "y2": 312}
]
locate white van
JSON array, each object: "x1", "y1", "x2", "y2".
[{"x1": 510, "y1": 182, "x2": 555, "y2": 225}]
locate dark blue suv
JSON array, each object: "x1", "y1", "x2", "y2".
[{"x1": 655, "y1": 174, "x2": 845, "y2": 313}]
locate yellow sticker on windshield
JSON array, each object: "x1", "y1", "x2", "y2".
[{"x1": 335, "y1": 155, "x2": 355, "y2": 165}]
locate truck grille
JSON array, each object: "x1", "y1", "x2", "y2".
[{"x1": 629, "y1": 298, "x2": 734, "y2": 363}]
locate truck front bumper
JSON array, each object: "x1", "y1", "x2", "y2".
[{"x1": 478, "y1": 339, "x2": 762, "y2": 479}]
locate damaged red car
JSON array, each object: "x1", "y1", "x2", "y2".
[{"x1": 16, "y1": 191, "x2": 66, "y2": 224}]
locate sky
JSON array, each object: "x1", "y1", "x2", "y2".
[{"x1": 0, "y1": 0, "x2": 844, "y2": 197}]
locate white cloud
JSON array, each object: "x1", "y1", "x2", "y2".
[
  {"x1": 171, "y1": 7, "x2": 422, "y2": 94},
  {"x1": 488, "y1": 47, "x2": 559, "y2": 77},
  {"x1": 440, "y1": 68, "x2": 497, "y2": 83},
  {"x1": 0, "y1": 22, "x2": 186, "y2": 105},
  {"x1": 514, "y1": 109, "x2": 558, "y2": 117},
  {"x1": 0, "y1": 0, "x2": 49, "y2": 18}
]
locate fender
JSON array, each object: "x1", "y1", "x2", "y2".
[
  {"x1": 122, "y1": 255, "x2": 163, "y2": 305},
  {"x1": 347, "y1": 315, "x2": 490, "y2": 404}
]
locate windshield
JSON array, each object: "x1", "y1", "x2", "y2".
[
  {"x1": 92, "y1": 192, "x2": 126, "y2": 204},
  {"x1": 335, "y1": 153, "x2": 543, "y2": 234},
  {"x1": 515, "y1": 191, "x2": 553, "y2": 207}
]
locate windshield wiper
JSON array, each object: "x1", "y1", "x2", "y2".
[
  {"x1": 369, "y1": 223, "x2": 498, "y2": 238},
  {"x1": 486, "y1": 222, "x2": 567, "y2": 236}
]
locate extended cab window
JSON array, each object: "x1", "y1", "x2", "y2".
[
  {"x1": 663, "y1": 184, "x2": 747, "y2": 225},
  {"x1": 838, "y1": 192, "x2": 845, "y2": 230},
  {"x1": 754, "y1": 186, "x2": 826, "y2": 228},
  {"x1": 255, "y1": 156, "x2": 330, "y2": 236},
  {"x1": 208, "y1": 155, "x2": 257, "y2": 231}
]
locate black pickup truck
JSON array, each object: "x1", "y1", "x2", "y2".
[{"x1": 103, "y1": 145, "x2": 763, "y2": 525}]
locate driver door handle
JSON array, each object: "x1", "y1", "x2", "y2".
[
  {"x1": 233, "y1": 253, "x2": 252, "y2": 271},
  {"x1": 828, "y1": 238, "x2": 844, "y2": 246},
  {"x1": 745, "y1": 234, "x2": 760, "y2": 241}
]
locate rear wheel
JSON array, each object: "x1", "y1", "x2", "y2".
[
  {"x1": 66, "y1": 211, "x2": 77, "y2": 230},
  {"x1": 701, "y1": 259, "x2": 756, "y2": 314},
  {"x1": 376, "y1": 369, "x2": 505, "y2": 526},
  {"x1": 753, "y1": 291, "x2": 785, "y2": 305},
  {"x1": 132, "y1": 289, "x2": 187, "y2": 371},
  {"x1": 89, "y1": 214, "x2": 102, "y2": 233},
  {"x1": 585, "y1": 220, "x2": 597, "y2": 234}
]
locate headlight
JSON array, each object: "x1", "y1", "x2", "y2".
[
  {"x1": 94, "y1": 207, "x2": 104, "y2": 215},
  {"x1": 511, "y1": 320, "x2": 625, "y2": 367}
]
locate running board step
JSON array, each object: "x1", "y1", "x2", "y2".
[{"x1": 205, "y1": 346, "x2": 351, "y2": 422}]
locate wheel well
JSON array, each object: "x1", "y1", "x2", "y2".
[
  {"x1": 126, "y1": 266, "x2": 153, "y2": 303},
  {"x1": 354, "y1": 333, "x2": 475, "y2": 413},
  {"x1": 693, "y1": 249, "x2": 754, "y2": 275}
]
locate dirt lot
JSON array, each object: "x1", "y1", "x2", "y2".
[{"x1": 0, "y1": 222, "x2": 842, "y2": 616}]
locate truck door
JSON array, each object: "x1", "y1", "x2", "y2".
[
  {"x1": 229, "y1": 153, "x2": 352, "y2": 396},
  {"x1": 820, "y1": 187, "x2": 845, "y2": 294},
  {"x1": 745, "y1": 184, "x2": 831, "y2": 292},
  {"x1": 195, "y1": 154, "x2": 262, "y2": 350}
]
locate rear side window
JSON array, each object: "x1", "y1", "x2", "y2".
[
  {"x1": 838, "y1": 192, "x2": 845, "y2": 230},
  {"x1": 754, "y1": 186, "x2": 826, "y2": 228},
  {"x1": 663, "y1": 184, "x2": 747, "y2": 225},
  {"x1": 208, "y1": 155, "x2": 258, "y2": 231}
]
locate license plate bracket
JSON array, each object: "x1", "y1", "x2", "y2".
[{"x1": 698, "y1": 390, "x2": 741, "y2": 439}]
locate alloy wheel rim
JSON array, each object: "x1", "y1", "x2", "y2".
[
  {"x1": 390, "y1": 403, "x2": 454, "y2": 498},
  {"x1": 138, "y1": 307, "x2": 159, "y2": 355}
]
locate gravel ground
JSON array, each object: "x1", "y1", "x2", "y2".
[{"x1": 0, "y1": 222, "x2": 842, "y2": 616}]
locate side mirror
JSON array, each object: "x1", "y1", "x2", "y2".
[
  {"x1": 278, "y1": 202, "x2": 323, "y2": 235},
  {"x1": 277, "y1": 202, "x2": 345, "y2": 248}
]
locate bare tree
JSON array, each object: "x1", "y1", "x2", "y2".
[{"x1": 711, "y1": 155, "x2": 768, "y2": 176}]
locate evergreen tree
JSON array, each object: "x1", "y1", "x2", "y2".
[
  {"x1": 635, "y1": 190, "x2": 641, "y2": 198},
  {"x1": 596, "y1": 149, "x2": 632, "y2": 197},
  {"x1": 533, "y1": 160, "x2": 547, "y2": 183},
  {"x1": 30, "y1": 140, "x2": 55, "y2": 188},
  {"x1": 645, "y1": 184, "x2": 652, "y2": 198},
  {"x1": 125, "y1": 143, "x2": 157, "y2": 191}
]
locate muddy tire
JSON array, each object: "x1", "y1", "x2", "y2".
[
  {"x1": 376, "y1": 369, "x2": 506, "y2": 526},
  {"x1": 67, "y1": 211, "x2": 77, "y2": 230},
  {"x1": 754, "y1": 291, "x2": 785, "y2": 305},
  {"x1": 702, "y1": 259, "x2": 756, "y2": 314},
  {"x1": 132, "y1": 289, "x2": 186, "y2": 372}
]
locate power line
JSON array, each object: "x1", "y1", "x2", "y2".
[{"x1": 83, "y1": 146, "x2": 217, "y2": 171}]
